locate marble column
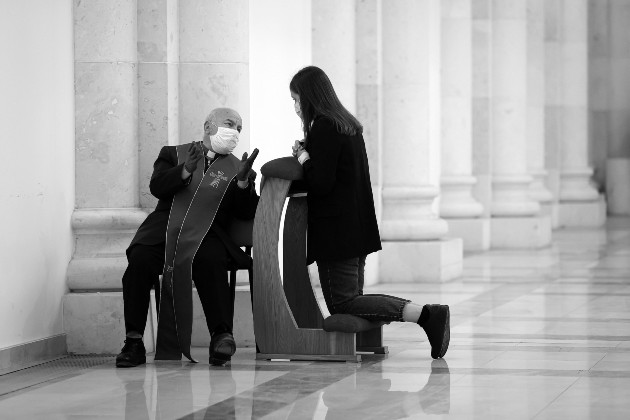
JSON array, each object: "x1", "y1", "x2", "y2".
[
  {"x1": 439, "y1": 0, "x2": 488, "y2": 251},
  {"x1": 544, "y1": 0, "x2": 563, "y2": 228},
  {"x1": 65, "y1": 0, "x2": 148, "y2": 354},
  {"x1": 137, "y1": 0, "x2": 180, "y2": 209},
  {"x1": 471, "y1": 0, "x2": 493, "y2": 220},
  {"x1": 557, "y1": 0, "x2": 605, "y2": 226},
  {"x1": 527, "y1": 0, "x2": 554, "y2": 216},
  {"x1": 380, "y1": 0, "x2": 462, "y2": 282},
  {"x1": 605, "y1": 0, "x2": 630, "y2": 215},
  {"x1": 356, "y1": 0, "x2": 382, "y2": 285},
  {"x1": 588, "y1": 0, "x2": 610, "y2": 195},
  {"x1": 312, "y1": 0, "x2": 356, "y2": 113},
  {"x1": 178, "y1": 0, "x2": 250, "y2": 156},
  {"x1": 490, "y1": 0, "x2": 551, "y2": 247}
]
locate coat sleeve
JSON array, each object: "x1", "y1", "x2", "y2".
[
  {"x1": 149, "y1": 146, "x2": 190, "y2": 200},
  {"x1": 302, "y1": 119, "x2": 343, "y2": 197}
]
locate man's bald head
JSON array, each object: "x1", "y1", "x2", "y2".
[{"x1": 204, "y1": 107, "x2": 243, "y2": 135}]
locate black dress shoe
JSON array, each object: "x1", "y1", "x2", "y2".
[
  {"x1": 418, "y1": 304, "x2": 450, "y2": 359},
  {"x1": 209, "y1": 332, "x2": 236, "y2": 366},
  {"x1": 116, "y1": 338, "x2": 147, "y2": 368}
]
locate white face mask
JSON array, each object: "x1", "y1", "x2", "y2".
[{"x1": 210, "y1": 126, "x2": 240, "y2": 155}]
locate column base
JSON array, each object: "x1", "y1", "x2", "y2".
[
  {"x1": 445, "y1": 218, "x2": 490, "y2": 251},
  {"x1": 491, "y1": 215, "x2": 552, "y2": 248},
  {"x1": 63, "y1": 288, "x2": 255, "y2": 355},
  {"x1": 378, "y1": 238, "x2": 463, "y2": 282},
  {"x1": 558, "y1": 196, "x2": 606, "y2": 227}
]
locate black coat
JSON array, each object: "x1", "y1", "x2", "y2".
[
  {"x1": 302, "y1": 117, "x2": 382, "y2": 264},
  {"x1": 128, "y1": 145, "x2": 259, "y2": 261}
]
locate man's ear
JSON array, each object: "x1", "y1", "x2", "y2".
[{"x1": 205, "y1": 121, "x2": 218, "y2": 136}]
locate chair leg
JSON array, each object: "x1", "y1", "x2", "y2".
[
  {"x1": 229, "y1": 269, "x2": 237, "y2": 319},
  {"x1": 247, "y1": 267, "x2": 254, "y2": 307},
  {"x1": 153, "y1": 277, "x2": 161, "y2": 315},
  {"x1": 247, "y1": 267, "x2": 260, "y2": 353}
]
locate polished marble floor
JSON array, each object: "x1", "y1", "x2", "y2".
[{"x1": 1, "y1": 218, "x2": 629, "y2": 419}]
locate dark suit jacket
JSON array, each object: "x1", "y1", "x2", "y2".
[
  {"x1": 302, "y1": 116, "x2": 382, "y2": 264},
  {"x1": 128, "y1": 145, "x2": 259, "y2": 265}
]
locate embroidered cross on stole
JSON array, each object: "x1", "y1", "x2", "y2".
[{"x1": 155, "y1": 143, "x2": 240, "y2": 362}]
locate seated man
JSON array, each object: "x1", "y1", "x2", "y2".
[{"x1": 116, "y1": 107, "x2": 259, "y2": 368}]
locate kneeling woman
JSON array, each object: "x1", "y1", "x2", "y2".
[{"x1": 290, "y1": 66, "x2": 449, "y2": 359}]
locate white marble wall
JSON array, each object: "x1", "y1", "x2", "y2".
[
  {"x1": 248, "y1": 0, "x2": 311, "y2": 173},
  {"x1": 0, "y1": 0, "x2": 74, "y2": 352}
]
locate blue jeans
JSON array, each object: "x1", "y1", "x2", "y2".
[{"x1": 317, "y1": 255, "x2": 410, "y2": 322}]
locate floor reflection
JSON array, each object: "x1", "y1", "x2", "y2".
[{"x1": 320, "y1": 359, "x2": 450, "y2": 419}]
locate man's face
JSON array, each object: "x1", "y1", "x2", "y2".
[{"x1": 205, "y1": 108, "x2": 243, "y2": 135}]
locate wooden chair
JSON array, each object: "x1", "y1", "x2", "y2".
[
  {"x1": 225, "y1": 219, "x2": 254, "y2": 319},
  {"x1": 151, "y1": 219, "x2": 254, "y2": 346},
  {"x1": 252, "y1": 158, "x2": 387, "y2": 362}
]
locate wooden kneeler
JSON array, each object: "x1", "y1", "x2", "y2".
[{"x1": 253, "y1": 158, "x2": 388, "y2": 362}]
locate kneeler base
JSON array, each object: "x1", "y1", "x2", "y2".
[
  {"x1": 256, "y1": 353, "x2": 362, "y2": 362},
  {"x1": 252, "y1": 173, "x2": 387, "y2": 364}
]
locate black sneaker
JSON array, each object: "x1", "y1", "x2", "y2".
[
  {"x1": 418, "y1": 304, "x2": 450, "y2": 359},
  {"x1": 209, "y1": 332, "x2": 236, "y2": 366},
  {"x1": 116, "y1": 338, "x2": 147, "y2": 368}
]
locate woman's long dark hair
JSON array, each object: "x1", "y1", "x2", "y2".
[{"x1": 290, "y1": 66, "x2": 363, "y2": 141}]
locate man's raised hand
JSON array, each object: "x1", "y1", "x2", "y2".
[
  {"x1": 184, "y1": 142, "x2": 204, "y2": 174},
  {"x1": 236, "y1": 148, "x2": 259, "y2": 181}
]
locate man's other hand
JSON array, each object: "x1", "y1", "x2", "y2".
[
  {"x1": 236, "y1": 148, "x2": 259, "y2": 182},
  {"x1": 184, "y1": 142, "x2": 204, "y2": 173}
]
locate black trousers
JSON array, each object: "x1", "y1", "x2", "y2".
[{"x1": 122, "y1": 231, "x2": 232, "y2": 337}]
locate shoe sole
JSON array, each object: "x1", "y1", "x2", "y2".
[
  {"x1": 209, "y1": 341, "x2": 236, "y2": 366},
  {"x1": 436, "y1": 305, "x2": 450, "y2": 359},
  {"x1": 116, "y1": 359, "x2": 146, "y2": 368}
]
